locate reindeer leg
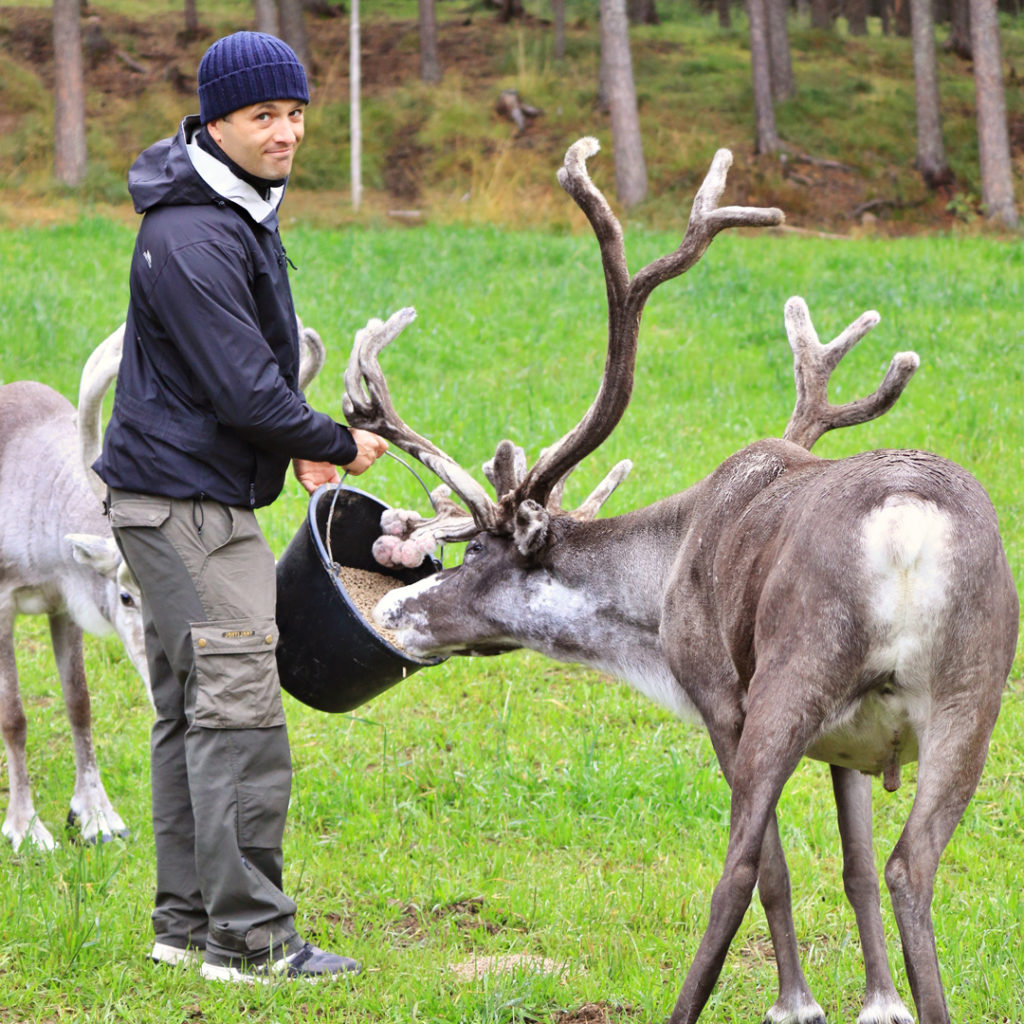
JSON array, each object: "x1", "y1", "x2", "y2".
[
  {"x1": 683, "y1": 687, "x2": 824, "y2": 1024},
  {"x1": 831, "y1": 765, "x2": 913, "y2": 1024},
  {"x1": 48, "y1": 611, "x2": 128, "y2": 843},
  {"x1": 1, "y1": 614, "x2": 57, "y2": 851},
  {"x1": 884, "y1": 696, "x2": 1001, "y2": 1024},
  {"x1": 758, "y1": 814, "x2": 826, "y2": 1024}
]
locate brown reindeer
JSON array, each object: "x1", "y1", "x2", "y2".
[{"x1": 340, "y1": 138, "x2": 1019, "y2": 1024}]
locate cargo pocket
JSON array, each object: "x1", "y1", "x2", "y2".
[
  {"x1": 191, "y1": 617, "x2": 285, "y2": 729},
  {"x1": 108, "y1": 495, "x2": 172, "y2": 530}
]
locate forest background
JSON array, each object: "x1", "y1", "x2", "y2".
[{"x1": 1, "y1": 0, "x2": 1023, "y2": 234}]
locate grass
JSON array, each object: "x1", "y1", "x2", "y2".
[{"x1": 0, "y1": 212, "x2": 1022, "y2": 1023}]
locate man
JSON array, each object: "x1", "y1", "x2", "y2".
[{"x1": 95, "y1": 31, "x2": 386, "y2": 982}]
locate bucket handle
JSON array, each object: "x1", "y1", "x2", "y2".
[{"x1": 326, "y1": 448, "x2": 442, "y2": 569}]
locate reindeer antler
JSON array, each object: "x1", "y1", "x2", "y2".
[
  {"x1": 344, "y1": 138, "x2": 783, "y2": 568},
  {"x1": 77, "y1": 324, "x2": 127, "y2": 505},
  {"x1": 514, "y1": 138, "x2": 784, "y2": 510},
  {"x1": 296, "y1": 319, "x2": 327, "y2": 392},
  {"x1": 342, "y1": 308, "x2": 501, "y2": 533},
  {"x1": 782, "y1": 297, "x2": 920, "y2": 451}
]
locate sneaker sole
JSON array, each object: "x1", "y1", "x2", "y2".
[
  {"x1": 151, "y1": 942, "x2": 202, "y2": 967},
  {"x1": 199, "y1": 960, "x2": 349, "y2": 984},
  {"x1": 200, "y1": 960, "x2": 271, "y2": 984}
]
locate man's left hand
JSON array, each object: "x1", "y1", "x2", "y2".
[{"x1": 293, "y1": 459, "x2": 341, "y2": 495}]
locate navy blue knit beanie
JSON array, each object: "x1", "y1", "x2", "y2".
[{"x1": 198, "y1": 31, "x2": 309, "y2": 124}]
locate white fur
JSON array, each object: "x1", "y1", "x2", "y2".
[
  {"x1": 856, "y1": 992, "x2": 914, "y2": 1024},
  {"x1": 809, "y1": 498, "x2": 953, "y2": 772},
  {"x1": 861, "y1": 496, "x2": 953, "y2": 680}
]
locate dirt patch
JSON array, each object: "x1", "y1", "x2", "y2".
[
  {"x1": 447, "y1": 952, "x2": 566, "y2": 982},
  {"x1": 388, "y1": 895, "x2": 520, "y2": 946},
  {"x1": 554, "y1": 1002, "x2": 642, "y2": 1023}
]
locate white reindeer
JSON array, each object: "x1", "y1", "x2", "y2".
[
  {"x1": 340, "y1": 139, "x2": 1019, "y2": 1024},
  {"x1": 0, "y1": 327, "x2": 147, "y2": 850},
  {"x1": 2, "y1": 321, "x2": 327, "y2": 852}
]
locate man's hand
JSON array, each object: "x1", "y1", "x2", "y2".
[
  {"x1": 341, "y1": 429, "x2": 389, "y2": 476},
  {"x1": 293, "y1": 459, "x2": 340, "y2": 495}
]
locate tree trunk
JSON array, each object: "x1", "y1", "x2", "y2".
[
  {"x1": 716, "y1": 0, "x2": 732, "y2": 28},
  {"x1": 183, "y1": 0, "x2": 199, "y2": 36},
  {"x1": 748, "y1": 0, "x2": 779, "y2": 152},
  {"x1": 810, "y1": 0, "x2": 833, "y2": 29},
  {"x1": 498, "y1": 0, "x2": 524, "y2": 21},
  {"x1": 53, "y1": 0, "x2": 87, "y2": 186},
  {"x1": 879, "y1": 0, "x2": 892, "y2": 34},
  {"x1": 627, "y1": 0, "x2": 660, "y2": 23},
  {"x1": 845, "y1": 0, "x2": 869, "y2": 35},
  {"x1": 278, "y1": 0, "x2": 310, "y2": 69},
  {"x1": 946, "y1": 0, "x2": 972, "y2": 57},
  {"x1": 893, "y1": 0, "x2": 912, "y2": 35},
  {"x1": 350, "y1": 0, "x2": 361, "y2": 211},
  {"x1": 552, "y1": 0, "x2": 566, "y2": 59},
  {"x1": 418, "y1": 0, "x2": 442, "y2": 83},
  {"x1": 969, "y1": 0, "x2": 1018, "y2": 226},
  {"x1": 766, "y1": 0, "x2": 794, "y2": 101},
  {"x1": 911, "y1": 0, "x2": 952, "y2": 187},
  {"x1": 599, "y1": 0, "x2": 647, "y2": 208},
  {"x1": 253, "y1": 0, "x2": 280, "y2": 35}
]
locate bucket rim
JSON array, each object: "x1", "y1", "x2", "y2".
[{"x1": 308, "y1": 482, "x2": 446, "y2": 667}]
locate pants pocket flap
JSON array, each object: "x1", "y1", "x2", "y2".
[
  {"x1": 108, "y1": 496, "x2": 172, "y2": 529},
  {"x1": 192, "y1": 618, "x2": 278, "y2": 655}
]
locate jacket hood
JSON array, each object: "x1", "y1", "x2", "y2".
[
  {"x1": 129, "y1": 115, "x2": 285, "y2": 228},
  {"x1": 128, "y1": 116, "x2": 212, "y2": 215}
]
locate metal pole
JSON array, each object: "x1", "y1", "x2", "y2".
[{"x1": 350, "y1": 0, "x2": 362, "y2": 212}]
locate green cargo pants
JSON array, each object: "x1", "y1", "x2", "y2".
[{"x1": 109, "y1": 488, "x2": 300, "y2": 961}]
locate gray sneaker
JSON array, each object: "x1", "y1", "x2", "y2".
[{"x1": 200, "y1": 943, "x2": 361, "y2": 983}]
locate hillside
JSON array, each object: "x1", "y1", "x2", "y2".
[{"x1": 1, "y1": 1, "x2": 1023, "y2": 234}]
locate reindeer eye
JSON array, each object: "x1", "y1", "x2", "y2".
[
  {"x1": 465, "y1": 539, "x2": 484, "y2": 558},
  {"x1": 119, "y1": 592, "x2": 136, "y2": 608}
]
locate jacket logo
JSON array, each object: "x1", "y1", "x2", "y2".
[
  {"x1": 143, "y1": 249, "x2": 152, "y2": 268},
  {"x1": 222, "y1": 629, "x2": 255, "y2": 639}
]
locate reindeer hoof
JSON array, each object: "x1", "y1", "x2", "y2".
[
  {"x1": 856, "y1": 996, "x2": 914, "y2": 1024},
  {"x1": 66, "y1": 809, "x2": 131, "y2": 844},
  {"x1": 762, "y1": 1007, "x2": 827, "y2": 1024},
  {"x1": 3, "y1": 818, "x2": 58, "y2": 853}
]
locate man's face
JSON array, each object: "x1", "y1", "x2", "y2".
[{"x1": 207, "y1": 99, "x2": 306, "y2": 179}]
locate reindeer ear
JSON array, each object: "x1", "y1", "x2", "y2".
[
  {"x1": 514, "y1": 500, "x2": 550, "y2": 557},
  {"x1": 67, "y1": 533, "x2": 122, "y2": 579}
]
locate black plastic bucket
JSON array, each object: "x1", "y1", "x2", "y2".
[{"x1": 275, "y1": 483, "x2": 445, "y2": 713}]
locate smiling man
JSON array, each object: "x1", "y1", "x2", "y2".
[{"x1": 94, "y1": 32, "x2": 386, "y2": 983}]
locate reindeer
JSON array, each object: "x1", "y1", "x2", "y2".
[
  {"x1": 0, "y1": 327, "x2": 147, "y2": 851},
  {"x1": 1, "y1": 321, "x2": 326, "y2": 853},
  {"x1": 339, "y1": 138, "x2": 1019, "y2": 1024}
]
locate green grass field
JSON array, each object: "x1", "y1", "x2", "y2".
[{"x1": 0, "y1": 210, "x2": 1022, "y2": 1023}]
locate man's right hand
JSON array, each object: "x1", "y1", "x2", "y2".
[{"x1": 342, "y1": 428, "x2": 389, "y2": 475}]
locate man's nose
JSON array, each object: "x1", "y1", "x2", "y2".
[{"x1": 274, "y1": 118, "x2": 298, "y2": 143}]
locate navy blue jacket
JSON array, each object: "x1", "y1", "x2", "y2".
[{"x1": 95, "y1": 116, "x2": 357, "y2": 508}]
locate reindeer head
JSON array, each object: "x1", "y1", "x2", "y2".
[{"x1": 341, "y1": 139, "x2": 919, "y2": 659}]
